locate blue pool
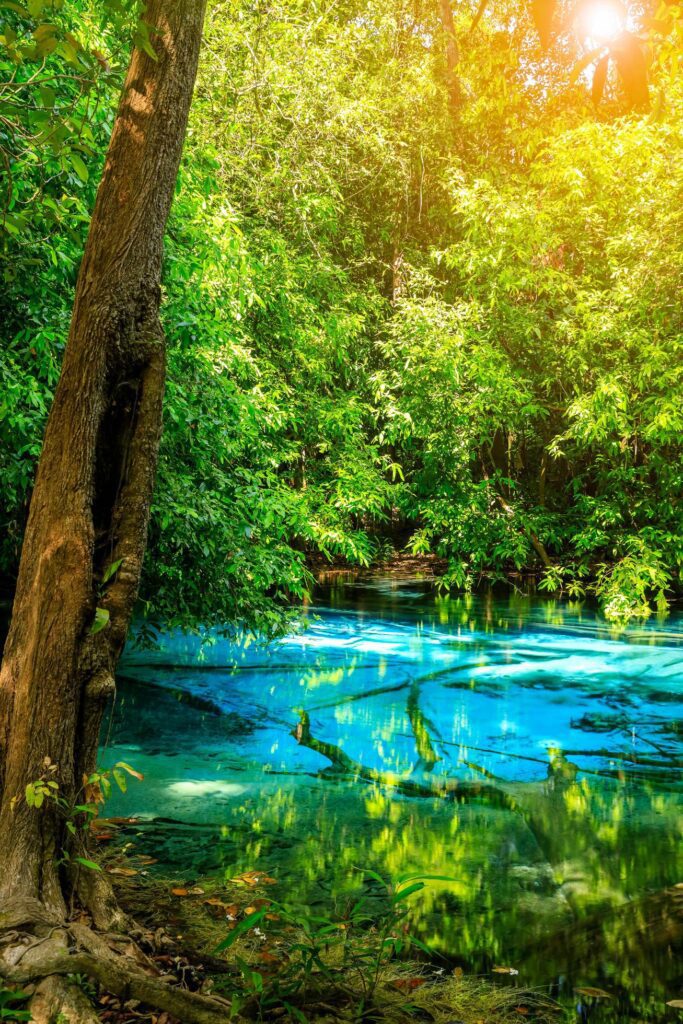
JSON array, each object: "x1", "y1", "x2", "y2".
[{"x1": 102, "y1": 580, "x2": 683, "y2": 1021}]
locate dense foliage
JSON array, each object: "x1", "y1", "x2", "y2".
[{"x1": 1, "y1": 0, "x2": 682, "y2": 628}]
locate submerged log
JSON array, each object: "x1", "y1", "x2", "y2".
[
  {"x1": 292, "y1": 711, "x2": 519, "y2": 812},
  {"x1": 406, "y1": 681, "x2": 442, "y2": 770}
]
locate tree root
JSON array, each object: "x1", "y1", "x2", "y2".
[
  {"x1": 0, "y1": 897, "x2": 60, "y2": 932},
  {"x1": 29, "y1": 974, "x2": 102, "y2": 1024},
  {"x1": 2, "y1": 947, "x2": 235, "y2": 1024},
  {"x1": 76, "y1": 862, "x2": 131, "y2": 933},
  {"x1": 0, "y1": 917, "x2": 236, "y2": 1024}
]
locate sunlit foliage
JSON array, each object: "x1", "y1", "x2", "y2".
[{"x1": 1, "y1": 0, "x2": 681, "y2": 627}]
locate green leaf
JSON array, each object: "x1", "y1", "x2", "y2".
[
  {"x1": 38, "y1": 84, "x2": 56, "y2": 106},
  {"x1": 115, "y1": 760, "x2": 144, "y2": 780},
  {"x1": 69, "y1": 152, "x2": 89, "y2": 183},
  {"x1": 396, "y1": 872, "x2": 456, "y2": 884},
  {"x1": 353, "y1": 866, "x2": 387, "y2": 887},
  {"x1": 32, "y1": 21, "x2": 58, "y2": 40},
  {"x1": 214, "y1": 907, "x2": 267, "y2": 953},
  {"x1": 392, "y1": 881, "x2": 425, "y2": 903},
  {"x1": 74, "y1": 803, "x2": 99, "y2": 815},
  {"x1": 75, "y1": 857, "x2": 102, "y2": 872},
  {"x1": 102, "y1": 558, "x2": 123, "y2": 583},
  {"x1": 0, "y1": 1, "x2": 29, "y2": 14},
  {"x1": 134, "y1": 21, "x2": 158, "y2": 61},
  {"x1": 283, "y1": 1004, "x2": 309, "y2": 1024},
  {"x1": 90, "y1": 607, "x2": 110, "y2": 635},
  {"x1": 406, "y1": 933, "x2": 432, "y2": 955},
  {"x1": 113, "y1": 768, "x2": 127, "y2": 793}
]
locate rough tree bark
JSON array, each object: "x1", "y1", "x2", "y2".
[
  {"x1": 0, "y1": 0, "x2": 206, "y2": 920},
  {"x1": 438, "y1": 0, "x2": 461, "y2": 114},
  {"x1": 0, "y1": 6, "x2": 243, "y2": 1020}
]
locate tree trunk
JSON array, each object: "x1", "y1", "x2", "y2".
[
  {"x1": 438, "y1": 0, "x2": 461, "y2": 113},
  {"x1": 0, "y1": 0, "x2": 206, "y2": 918}
]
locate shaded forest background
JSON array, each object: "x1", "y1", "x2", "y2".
[{"x1": 1, "y1": 0, "x2": 682, "y2": 632}]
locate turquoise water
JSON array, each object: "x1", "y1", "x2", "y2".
[{"x1": 103, "y1": 581, "x2": 683, "y2": 1021}]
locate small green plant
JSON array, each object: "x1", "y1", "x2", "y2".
[
  {"x1": 89, "y1": 558, "x2": 124, "y2": 636},
  {"x1": 66, "y1": 973, "x2": 97, "y2": 1002},
  {"x1": 213, "y1": 870, "x2": 453, "y2": 1020},
  {"x1": 14, "y1": 757, "x2": 143, "y2": 873},
  {"x1": 0, "y1": 985, "x2": 31, "y2": 1022}
]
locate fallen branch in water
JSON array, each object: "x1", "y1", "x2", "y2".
[
  {"x1": 406, "y1": 680, "x2": 442, "y2": 770},
  {"x1": 291, "y1": 711, "x2": 519, "y2": 812},
  {"x1": 560, "y1": 746, "x2": 683, "y2": 769}
]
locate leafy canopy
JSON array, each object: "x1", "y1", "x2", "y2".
[{"x1": 1, "y1": 0, "x2": 681, "y2": 627}]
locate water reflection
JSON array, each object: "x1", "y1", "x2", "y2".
[{"x1": 102, "y1": 583, "x2": 683, "y2": 1022}]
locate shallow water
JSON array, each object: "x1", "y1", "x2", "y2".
[{"x1": 103, "y1": 582, "x2": 683, "y2": 1021}]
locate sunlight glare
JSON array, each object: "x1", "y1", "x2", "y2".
[{"x1": 580, "y1": 2, "x2": 624, "y2": 42}]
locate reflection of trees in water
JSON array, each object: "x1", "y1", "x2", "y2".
[
  {"x1": 204, "y1": 779, "x2": 678, "y2": 1022},
  {"x1": 289, "y1": 701, "x2": 682, "y2": 903},
  {"x1": 114, "y1": 693, "x2": 681, "y2": 1021},
  {"x1": 113, "y1": 591, "x2": 683, "y2": 1020},
  {"x1": 279, "y1": 699, "x2": 682, "y2": 1021},
  {"x1": 322, "y1": 584, "x2": 683, "y2": 646}
]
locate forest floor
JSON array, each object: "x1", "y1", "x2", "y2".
[{"x1": 29, "y1": 835, "x2": 565, "y2": 1024}]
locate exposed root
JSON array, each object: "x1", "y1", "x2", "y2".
[
  {"x1": 2, "y1": 944, "x2": 234, "y2": 1024},
  {"x1": 0, "y1": 911, "x2": 235, "y2": 1024},
  {"x1": 76, "y1": 864, "x2": 131, "y2": 933},
  {"x1": 29, "y1": 974, "x2": 101, "y2": 1024}
]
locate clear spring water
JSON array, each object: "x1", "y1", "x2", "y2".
[{"x1": 102, "y1": 581, "x2": 683, "y2": 1021}]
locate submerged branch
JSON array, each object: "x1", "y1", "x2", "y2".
[
  {"x1": 406, "y1": 681, "x2": 442, "y2": 770},
  {"x1": 292, "y1": 712, "x2": 519, "y2": 812}
]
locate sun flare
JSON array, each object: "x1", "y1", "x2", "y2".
[{"x1": 580, "y1": 1, "x2": 625, "y2": 42}]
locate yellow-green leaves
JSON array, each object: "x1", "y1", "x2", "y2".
[{"x1": 90, "y1": 607, "x2": 110, "y2": 635}]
